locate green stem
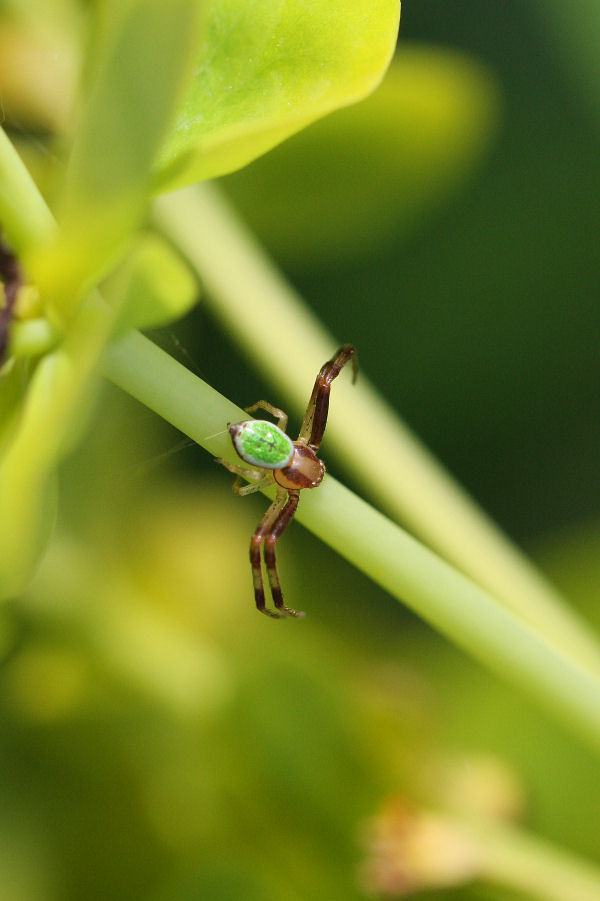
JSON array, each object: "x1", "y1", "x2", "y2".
[
  {"x1": 102, "y1": 331, "x2": 600, "y2": 757},
  {"x1": 0, "y1": 128, "x2": 55, "y2": 251},
  {"x1": 152, "y1": 182, "x2": 600, "y2": 678},
  {"x1": 472, "y1": 817, "x2": 600, "y2": 901},
  {"x1": 2, "y1": 126, "x2": 599, "y2": 679},
  {"x1": 2, "y1": 129, "x2": 600, "y2": 754},
  {"x1": 393, "y1": 810, "x2": 600, "y2": 901},
  {"x1": 10, "y1": 319, "x2": 59, "y2": 358}
]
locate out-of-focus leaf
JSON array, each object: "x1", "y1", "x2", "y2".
[
  {"x1": 0, "y1": 360, "x2": 27, "y2": 450},
  {"x1": 0, "y1": 14, "x2": 79, "y2": 133},
  {"x1": 8, "y1": 318, "x2": 58, "y2": 360},
  {"x1": 0, "y1": 1, "x2": 204, "y2": 599},
  {"x1": 107, "y1": 234, "x2": 199, "y2": 336},
  {"x1": 0, "y1": 128, "x2": 55, "y2": 254},
  {"x1": 537, "y1": 519, "x2": 600, "y2": 630},
  {"x1": 222, "y1": 45, "x2": 501, "y2": 264},
  {"x1": 0, "y1": 454, "x2": 57, "y2": 601},
  {"x1": 30, "y1": 0, "x2": 202, "y2": 320},
  {"x1": 534, "y1": 0, "x2": 600, "y2": 132},
  {"x1": 0, "y1": 330, "x2": 88, "y2": 599},
  {"x1": 0, "y1": 287, "x2": 132, "y2": 601},
  {"x1": 154, "y1": 0, "x2": 401, "y2": 190},
  {"x1": 0, "y1": 812, "x2": 55, "y2": 901}
]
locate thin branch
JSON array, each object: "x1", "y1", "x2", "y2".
[
  {"x1": 102, "y1": 331, "x2": 600, "y2": 758},
  {"x1": 153, "y1": 182, "x2": 600, "y2": 678}
]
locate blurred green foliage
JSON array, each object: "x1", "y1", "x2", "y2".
[
  {"x1": 3, "y1": 386, "x2": 600, "y2": 900},
  {"x1": 1, "y1": 1, "x2": 600, "y2": 900},
  {"x1": 218, "y1": 2, "x2": 600, "y2": 543},
  {"x1": 222, "y1": 46, "x2": 500, "y2": 266}
]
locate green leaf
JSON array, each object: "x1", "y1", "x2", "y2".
[
  {"x1": 0, "y1": 1, "x2": 204, "y2": 596},
  {"x1": 0, "y1": 360, "x2": 29, "y2": 451},
  {"x1": 534, "y1": 1, "x2": 600, "y2": 131},
  {"x1": 222, "y1": 46, "x2": 501, "y2": 263},
  {"x1": 8, "y1": 318, "x2": 59, "y2": 360},
  {"x1": 30, "y1": 0, "x2": 202, "y2": 320},
  {"x1": 154, "y1": 0, "x2": 401, "y2": 190},
  {"x1": 0, "y1": 128, "x2": 55, "y2": 253},
  {"x1": 0, "y1": 4, "x2": 80, "y2": 135},
  {"x1": 0, "y1": 348, "x2": 71, "y2": 599},
  {"x1": 2, "y1": 470, "x2": 59, "y2": 601},
  {"x1": 107, "y1": 234, "x2": 199, "y2": 335}
]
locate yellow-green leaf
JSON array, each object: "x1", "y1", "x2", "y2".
[
  {"x1": 107, "y1": 235, "x2": 199, "y2": 335},
  {"x1": 30, "y1": 0, "x2": 202, "y2": 320},
  {"x1": 154, "y1": 0, "x2": 401, "y2": 190}
]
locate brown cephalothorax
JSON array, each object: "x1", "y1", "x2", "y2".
[
  {"x1": 217, "y1": 345, "x2": 357, "y2": 618},
  {"x1": 274, "y1": 443, "x2": 325, "y2": 491}
]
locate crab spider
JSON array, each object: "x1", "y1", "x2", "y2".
[{"x1": 217, "y1": 345, "x2": 357, "y2": 619}]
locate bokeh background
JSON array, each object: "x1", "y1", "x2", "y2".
[{"x1": 2, "y1": 1, "x2": 600, "y2": 899}]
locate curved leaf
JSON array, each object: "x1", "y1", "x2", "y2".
[
  {"x1": 534, "y1": 0, "x2": 600, "y2": 131},
  {"x1": 0, "y1": 1, "x2": 204, "y2": 598},
  {"x1": 30, "y1": 0, "x2": 202, "y2": 320},
  {"x1": 154, "y1": 0, "x2": 401, "y2": 189},
  {"x1": 108, "y1": 235, "x2": 199, "y2": 335}
]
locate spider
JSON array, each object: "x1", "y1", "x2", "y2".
[{"x1": 217, "y1": 345, "x2": 357, "y2": 618}]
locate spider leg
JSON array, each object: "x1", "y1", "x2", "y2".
[
  {"x1": 250, "y1": 488, "x2": 288, "y2": 618},
  {"x1": 244, "y1": 401, "x2": 288, "y2": 432},
  {"x1": 298, "y1": 345, "x2": 357, "y2": 451},
  {"x1": 215, "y1": 458, "x2": 273, "y2": 495},
  {"x1": 234, "y1": 475, "x2": 274, "y2": 497},
  {"x1": 263, "y1": 490, "x2": 304, "y2": 618}
]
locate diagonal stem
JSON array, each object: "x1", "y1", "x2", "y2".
[
  {"x1": 101, "y1": 330, "x2": 600, "y2": 758},
  {"x1": 152, "y1": 182, "x2": 600, "y2": 678}
]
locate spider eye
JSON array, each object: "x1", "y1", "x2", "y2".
[{"x1": 230, "y1": 420, "x2": 294, "y2": 469}]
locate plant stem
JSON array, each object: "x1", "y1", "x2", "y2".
[
  {"x1": 474, "y1": 816, "x2": 600, "y2": 901},
  {"x1": 374, "y1": 808, "x2": 600, "y2": 901},
  {"x1": 0, "y1": 129, "x2": 55, "y2": 251},
  {"x1": 152, "y1": 182, "x2": 600, "y2": 678},
  {"x1": 2, "y1": 129, "x2": 600, "y2": 754},
  {"x1": 2, "y1": 127, "x2": 598, "y2": 679},
  {"x1": 102, "y1": 331, "x2": 600, "y2": 757}
]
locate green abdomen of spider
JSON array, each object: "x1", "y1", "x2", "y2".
[{"x1": 230, "y1": 420, "x2": 294, "y2": 469}]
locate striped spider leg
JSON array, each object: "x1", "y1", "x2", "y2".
[{"x1": 218, "y1": 345, "x2": 357, "y2": 618}]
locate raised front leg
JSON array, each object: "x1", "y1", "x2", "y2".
[
  {"x1": 298, "y1": 345, "x2": 357, "y2": 451},
  {"x1": 244, "y1": 401, "x2": 288, "y2": 433}
]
